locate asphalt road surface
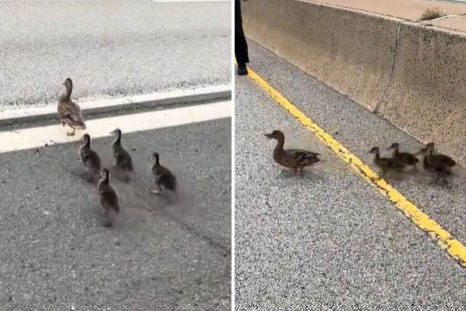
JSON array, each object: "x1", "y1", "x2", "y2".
[
  {"x1": 235, "y1": 42, "x2": 466, "y2": 310},
  {"x1": 0, "y1": 0, "x2": 230, "y2": 109},
  {"x1": 0, "y1": 103, "x2": 231, "y2": 310}
]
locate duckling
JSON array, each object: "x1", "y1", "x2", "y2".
[
  {"x1": 57, "y1": 78, "x2": 86, "y2": 136},
  {"x1": 110, "y1": 129, "x2": 133, "y2": 180},
  {"x1": 97, "y1": 168, "x2": 120, "y2": 227},
  {"x1": 264, "y1": 130, "x2": 320, "y2": 176},
  {"x1": 80, "y1": 134, "x2": 101, "y2": 182},
  {"x1": 369, "y1": 147, "x2": 402, "y2": 180},
  {"x1": 151, "y1": 152, "x2": 177, "y2": 197},
  {"x1": 421, "y1": 143, "x2": 456, "y2": 171},
  {"x1": 417, "y1": 142, "x2": 456, "y2": 184},
  {"x1": 388, "y1": 142, "x2": 419, "y2": 169}
]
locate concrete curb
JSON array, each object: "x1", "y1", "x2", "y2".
[
  {"x1": 0, "y1": 85, "x2": 231, "y2": 127},
  {"x1": 242, "y1": 0, "x2": 465, "y2": 166}
]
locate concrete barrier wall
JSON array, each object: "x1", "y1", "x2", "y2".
[
  {"x1": 242, "y1": 0, "x2": 466, "y2": 165},
  {"x1": 378, "y1": 24, "x2": 466, "y2": 165}
]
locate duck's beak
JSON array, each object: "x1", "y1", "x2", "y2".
[
  {"x1": 264, "y1": 133, "x2": 273, "y2": 139},
  {"x1": 109, "y1": 130, "x2": 116, "y2": 135}
]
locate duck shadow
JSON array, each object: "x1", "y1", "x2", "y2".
[
  {"x1": 380, "y1": 167, "x2": 460, "y2": 189},
  {"x1": 278, "y1": 168, "x2": 325, "y2": 182},
  {"x1": 75, "y1": 170, "x2": 95, "y2": 184},
  {"x1": 109, "y1": 166, "x2": 132, "y2": 183},
  {"x1": 110, "y1": 168, "x2": 201, "y2": 221}
]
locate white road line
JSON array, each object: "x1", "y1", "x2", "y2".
[
  {"x1": 0, "y1": 84, "x2": 231, "y2": 121},
  {"x1": 0, "y1": 101, "x2": 231, "y2": 154}
]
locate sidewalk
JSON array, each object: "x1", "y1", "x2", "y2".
[{"x1": 308, "y1": 0, "x2": 466, "y2": 33}]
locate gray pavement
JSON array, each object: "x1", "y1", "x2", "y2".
[
  {"x1": 0, "y1": 114, "x2": 231, "y2": 310},
  {"x1": 0, "y1": 0, "x2": 230, "y2": 109},
  {"x1": 235, "y1": 42, "x2": 466, "y2": 310}
]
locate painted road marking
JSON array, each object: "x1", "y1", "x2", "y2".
[
  {"x1": 0, "y1": 84, "x2": 230, "y2": 121},
  {"x1": 0, "y1": 101, "x2": 231, "y2": 154},
  {"x1": 246, "y1": 68, "x2": 466, "y2": 268}
]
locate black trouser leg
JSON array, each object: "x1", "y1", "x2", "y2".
[{"x1": 235, "y1": 0, "x2": 249, "y2": 66}]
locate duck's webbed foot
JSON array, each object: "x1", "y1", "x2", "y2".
[
  {"x1": 151, "y1": 183, "x2": 163, "y2": 195},
  {"x1": 66, "y1": 128, "x2": 76, "y2": 136}
]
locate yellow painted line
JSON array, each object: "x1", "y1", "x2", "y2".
[{"x1": 246, "y1": 67, "x2": 466, "y2": 268}]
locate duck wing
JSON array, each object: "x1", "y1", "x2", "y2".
[
  {"x1": 153, "y1": 165, "x2": 171, "y2": 178},
  {"x1": 115, "y1": 149, "x2": 133, "y2": 170},
  {"x1": 285, "y1": 149, "x2": 320, "y2": 164},
  {"x1": 431, "y1": 154, "x2": 456, "y2": 167},
  {"x1": 59, "y1": 99, "x2": 84, "y2": 125},
  {"x1": 64, "y1": 112, "x2": 86, "y2": 128},
  {"x1": 154, "y1": 166, "x2": 176, "y2": 191},
  {"x1": 80, "y1": 148, "x2": 101, "y2": 171},
  {"x1": 99, "y1": 187, "x2": 119, "y2": 212},
  {"x1": 424, "y1": 157, "x2": 452, "y2": 175}
]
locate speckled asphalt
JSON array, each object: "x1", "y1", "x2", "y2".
[
  {"x1": 0, "y1": 114, "x2": 231, "y2": 310},
  {"x1": 234, "y1": 42, "x2": 466, "y2": 310},
  {"x1": 0, "y1": 0, "x2": 230, "y2": 109}
]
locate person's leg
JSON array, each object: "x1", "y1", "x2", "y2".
[{"x1": 235, "y1": 0, "x2": 249, "y2": 75}]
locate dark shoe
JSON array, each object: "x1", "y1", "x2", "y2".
[{"x1": 237, "y1": 64, "x2": 248, "y2": 75}]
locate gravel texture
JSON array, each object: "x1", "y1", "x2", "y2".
[
  {"x1": 0, "y1": 0, "x2": 231, "y2": 109},
  {"x1": 0, "y1": 117, "x2": 231, "y2": 310},
  {"x1": 234, "y1": 42, "x2": 466, "y2": 311}
]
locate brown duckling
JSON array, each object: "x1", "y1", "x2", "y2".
[
  {"x1": 264, "y1": 130, "x2": 320, "y2": 176},
  {"x1": 97, "y1": 168, "x2": 120, "y2": 227},
  {"x1": 388, "y1": 142, "x2": 419, "y2": 169},
  {"x1": 417, "y1": 142, "x2": 456, "y2": 184},
  {"x1": 418, "y1": 143, "x2": 456, "y2": 171},
  {"x1": 151, "y1": 152, "x2": 177, "y2": 197},
  {"x1": 110, "y1": 129, "x2": 133, "y2": 180},
  {"x1": 423, "y1": 158, "x2": 451, "y2": 185},
  {"x1": 369, "y1": 147, "x2": 402, "y2": 180},
  {"x1": 80, "y1": 134, "x2": 101, "y2": 182},
  {"x1": 57, "y1": 78, "x2": 86, "y2": 136}
]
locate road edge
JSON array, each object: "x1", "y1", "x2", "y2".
[{"x1": 0, "y1": 85, "x2": 231, "y2": 127}]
